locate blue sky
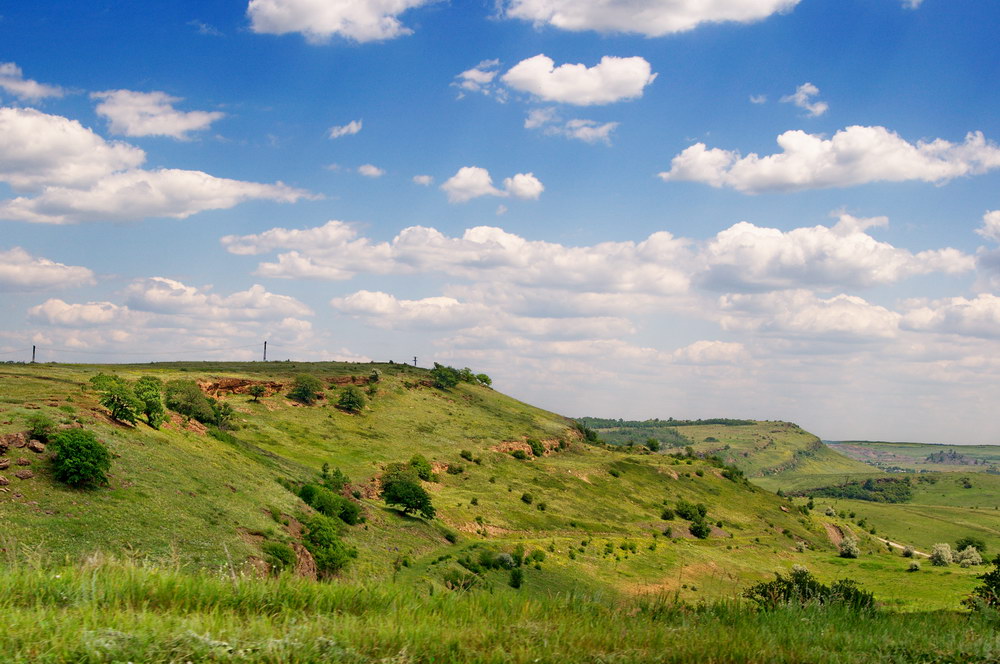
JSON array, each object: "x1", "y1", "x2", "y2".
[{"x1": 2, "y1": 0, "x2": 1000, "y2": 443}]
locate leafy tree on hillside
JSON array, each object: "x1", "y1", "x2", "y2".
[
  {"x1": 289, "y1": 374, "x2": 324, "y2": 405},
  {"x1": 165, "y1": 380, "x2": 216, "y2": 423},
  {"x1": 50, "y1": 429, "x2": 111, "y2": 488},
  {"x1": 248, "y1": 384, "x2": 266, "y2": 402},
  {"x1": 381, "y1": 463, "x2": 435, "y2": 519},
  {"x1": 408, "y1": 454, "x2": 434, "y2": 481},
  {"x1": 134, "y1": 376, "x2": 165, "y2": 428},
  {"x1": 931, "y1": 543, "x2": 953, "y2": 566},
  {"x1": 475, "y1": 373, "x2": 492, "y2": 387},
  {"x1": 100, "y1": 381, "x2": 141, "y2": 425},
  {"x1": 430, "y1": 363, "x2": 460, "y2": 389}
]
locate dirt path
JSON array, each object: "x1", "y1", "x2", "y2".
[{"x1": 877, "y1": 537, "x2": 929, "y2": 558}]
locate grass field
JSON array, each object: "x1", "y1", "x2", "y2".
[
  {"x1": 0, "y1": 359, "x2": 995, "y2": 647},
  {"x1": 0, "y1": 560, "x2": 997, "y2": 664},
  {"x1": 828, "y1": 440, "x2": 1000, "y2": 473}
]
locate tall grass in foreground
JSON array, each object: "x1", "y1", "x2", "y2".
[{"x1": 1, "y1": 559, "x2": 998, "y2": 663}]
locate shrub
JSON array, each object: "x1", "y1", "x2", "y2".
[
  {"x1": 336, "y1": 386, "x2": 366, "y2": 413},
  {"x1": 743, "y1": 566, "x2": 874, "y2": 612},
  {"x1": 660, "y1": 508, "x2": 675, "y2": 521},
  {"x1": 907, "y1": 561, "x2": 921, "y2": 572},
  {"x1": 511, "y1": 450, "x2": 528, "y2": 460},
  {"x1": 824, "y1": 506, "x2": 836, "y2": 517},
  {"x1": 289, "y1": 374, "x2": 324, "y2": 405},
  {"x1": 320, "y1": 464, "x2": 350, "y2": 493},
  {"x1": 475, "y1": 373, "x2": 492, "y2": 387},
  {"x1": 408, "y1": 455, "x2": 433, "y2": 481},
  {"x1": 300, "y1": 485, "x2": 362, "y2": 525},
  {"x1": 368, "y1": 369, "x2": 382, "y2": 383},
  {"x1": 930, "y1": 543, "x2": 953, "y2": 566},
  {"x1": 164, "y1": 380, "x2": 218, "y2": 424},
  {"x1": 608, "y1": 468, "x2": 621, "y2": 478},
  {"x1": 303, "y1": 515, "x2": 357, "y2": 576},
  {"x1": 956, "y1": 546, "x2": 983, "y2": 568},
  {"x1": 509, "y1": 567, "x2": 524, "y2": 589},
  {"x1": 645, "y1": 438, "x2": 661, "y2": 452},
  {"x1": 689, "y1": 520, "x2": 711, "y2": 539},
  {"x1": 443, "y1": 569, "x2": 479, "y2": 591},
  {"x1": 838, "y1": 537, "x2": 860, "y2": 559},
  {"x1": 675, "y1": 500, "x2": 708, "y2": 521},
  {"x1": 964, "y1": 554, "x2": 1000, "y2": 610},
  {"x1": 527, "y1": 439, "x2": 545, "y2": 457},
  {"x1": 25, "y1": 413, "x2": 56, "y2": 442},
  {"x1": 50, "y1": 429, "x2": 111, "y2": 488},
  {"x1": 902, "y1": 545, "x2": 915, "y2": 558},
  {"x1": 261, "y1": 541, "x2": 296, "y2": 572},
  {"x1": 459, "y1": 449, "x2": 473, "y2": 461},
  {"x1": 956, "y1": 536, "x2": 988, "y2": 558},
  {"x1": 446, "y1": 464, "x2": 464, "y2": 475},
  {"x1": 520, "y1": 492, "x2": 533, "y2": 505}
]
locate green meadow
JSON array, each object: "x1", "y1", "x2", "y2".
[{"x1": 1, "y1": 362, "x2": 997, "y2": 662}]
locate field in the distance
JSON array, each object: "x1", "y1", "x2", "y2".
[{"x1": 828, "y1": 440, "x2": 1000, "y2": 473}]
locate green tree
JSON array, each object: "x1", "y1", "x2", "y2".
[
  {"x1": 50, "y1": 429, "x2": 111, "y2": 488},
  {"x1": 134, "y1": 376, "x2": 165, "y2": 428},
  {"x1": 248, "y1": 384, "x2": 266, "y2": 402},
  {"x1": 956, "y1": 536, "x2": 988, "y2": 558},
  {"x1": 965, "y1": 554, "x2": 1000, "y2": 610},
  {"x1": 100, "y1": 382, "x2": 141, "y2": 425},
  {"x1": 430, "y1": 363, "x2": 460, "y2": 389},
  {"x1": 337, "y1": 386, "x2": 366, "y2": 413},
  {"x1": 475, "y1": 373, "x2": 492, "y2": 387},
  {"x1": 381, "y1": 464, "x2": 435, "y2": 519},
  {"x1": 165, "y1": 380, "x2": 216, "y2": 423},
  {"x1": 289, "y1": 374, "x2": 323, "y2": 405}
]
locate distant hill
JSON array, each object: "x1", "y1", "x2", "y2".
[{"x1": 828, "y1": 440, "x2": 1000, "y2": 474}]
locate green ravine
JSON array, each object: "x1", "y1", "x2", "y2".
[{"x1": 1, "y1": 362, "x2": 998, "y2": 662}]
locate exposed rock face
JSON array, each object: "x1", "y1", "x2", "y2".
[
  {"x1": 0, "y1": 458, "x2": 9, "y2": 470},
  {"x1": 15, "y1": 457, "x2": 31, "y2": 466},
  {"x1": 198, "y1": 379, "x2": 285, "y2": 397},
  {"x1": 0, "y1": 475, "x2": 8, "y2": 486},
  {"x1": 27, "y1": 440, "x2": 46, "y2": 454},
  {"x1": 13, "y1": 469, "x2": 33, "y2": 480}
]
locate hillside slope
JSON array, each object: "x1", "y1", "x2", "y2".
[{"x1": 0, "y1": 363, "x2": 985, "y2": 608}]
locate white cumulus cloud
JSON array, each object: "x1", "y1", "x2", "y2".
[
  {"x1": 901, "y1": 295, "x2": 1000, "y2": 339},
  {"x1": 501, "y1": 0, "x2": 801, "y2": 36},
  {"x1": 0, "y1": 247, "x2": 95, "y2": 291},
  {"x1": 412, "y1": 174, "x2": 433, "y2": 185},
  {"x1": 501, "y1": 54, "x2": 656, "y2": 105},
  {"x1": 720, "y1": 290, "x2": 901, "y2": 340},
  {"x1": 328, "y1": 120, "x2": 362, "y2": 139},
  {"x1": 976, "y1": 210, "x2": 1000, "y2": 242},
  {"x1": 247, "y1": 0, "x2": 434, "y2": 43},
  {"x1": 0, "y1": 63, "x2": 64, "y2": 101},
  {"x1": 660, "y1": 126, "x2": 1000, "y2": 193},
  {"x1": 358, "y1": 164, "x2": 385, "y2": 178},
  {"x1": 92, "y1": 90, "x2": 224, "y2": 139},
  {"x1": 0, "y1": 168, "x2": 312, "y2": 224},
  {"x1": 700, "y1": 215, "x2": 973, "y2": 292},
  {"x1": 441, "y1": 166, "x2": 543, "y2": 203},
  {"x1": 0, "y1": 107, "x2": 144, "y2": 191},
  {"x1": 780, "y1": 82, "x2": 828, "y2": 117}
]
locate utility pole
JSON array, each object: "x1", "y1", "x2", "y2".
[
  {"x1": 263, "y1": 340, "x2": 267, "y2": 362},
  {"x1": 413, "y1": 356, "x2": 417, "y2": 367},
  {"x1": 31, "y1": 345, "x2": 36, "y2": 363}
]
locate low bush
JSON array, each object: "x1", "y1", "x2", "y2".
[
  {"x1": 689, "y1": 521, "x2": 711, "y2": 539},
  {"x1": 521, "y1": 492, "x2": 533, "y2": 505},
  {"x1": 459, "y1": 449, "x2": 473, "y2": 461},
  {"x1": 289, "y1": 374, "x2": 324, "y2": 405},
  {"x1": 336, "y1": 386, "x2": 366, "y2": 413},
  {"x1": 25, "y1": 413, "x2": 55, "y2": 442},
  {"x1": 907, "y1": 561, "x2": 921, "y2": 573},
  {"x1": 838, "y1": 537, "x2": 860, "y2": 559},
  {"x1": 956, "y1": 546, "x2": 983, "y2": 568},
  {"x1": 50, "y1": 429, "x2": 111, "y2": 488},
  {"x1": 964, "y1": 554, "x2": 1000, "y2": 610},
  {"x1": 261, "y1": 541, "x2": 296, "y2": 573},
  {"x1": 303, "y1": 515, "x2": 357, "y2": 576},
  {"x1": 930, "y1": 543, "x2": 953, "y2": 567},
  {"x1": 527, "y1": 439, "x2": 545, "y2": 457},
  {"x1": 408, "y1": 455, "x2": 433, "y2": 481},
  {"x1": 511, "y1": 450, "x2": 528, "y2": 460},
  {"x1": 743, "y1": 566, "x2": 874, "y2": 612},
  {"x1": 509, "y1": 567, "x2": 524, "y2": 589}
]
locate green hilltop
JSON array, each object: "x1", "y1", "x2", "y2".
[{"x1": 0, "y1": 362, "x2": 992, "y2": 612}]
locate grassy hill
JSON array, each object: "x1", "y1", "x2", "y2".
[
  {"x1": 0, "y1": 362, "x2": 989, "y2": 613},
  {"x1": 579, "y1": 417, "x2": 874, "y2": 487},
  {"x1": 828, "y1": 440, "x2": 1000, "y2": 473}
]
